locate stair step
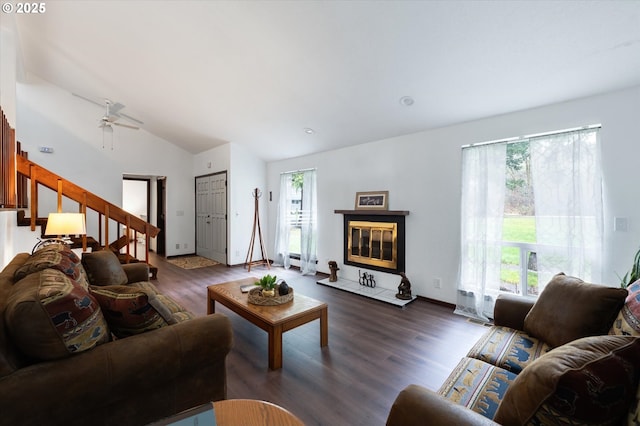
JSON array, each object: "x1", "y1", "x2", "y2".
[
  {"x1": 16, "y1": 210, "x2": 47, "y2": 231},
  {"x1": 109, "y1": 235, "x2": 130, "y2": 252}
]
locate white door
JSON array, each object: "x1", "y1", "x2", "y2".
[
  {"x1": 209, "y1": 173, "x2": 227, "y2": 264},
  {"x1": 196, "y1": 173, "x2": 227, "y2": 264}
]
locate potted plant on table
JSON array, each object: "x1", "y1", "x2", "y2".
[
  {"x1": 620, "y1": 245, "x2": 640, "y2": 288},
  {"x1": 255, "y1": 274, "x2": 278, "y2": 297}
]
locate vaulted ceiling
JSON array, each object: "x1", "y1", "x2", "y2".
[{"x1": 6, "y1": 1, "x2": 640, "y2": 161}]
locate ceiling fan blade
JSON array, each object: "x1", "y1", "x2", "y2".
[
  {"x1": 112, "y1": 122, "x2": 139, "y2": 130},
  {"x1": 108, "y1": 101, "x2": 126, "y2": 115},
  {"x1": 72, "y1": 93, "x2": 105, "y2": 108},
  {"x1": 119, "y1": 112, "x2": 144, "y2": 125},
  {"x1": 104, "y1": 113, "x2": 121, "y2": 122}
]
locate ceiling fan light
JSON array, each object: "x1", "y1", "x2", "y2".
[{"x1": 102, "y1": 123, "x2": 114, "y2": 150}]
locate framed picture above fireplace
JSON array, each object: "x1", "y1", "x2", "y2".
[{"x1": 355, "y1": 191, "x2": 389, "y2": 210}]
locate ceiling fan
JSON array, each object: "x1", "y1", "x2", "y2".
[
  {"x1": 73, "y1": 93, "x2": 144, "y2": 149},
  {"x1": 72, "y1": 93, "x2": 143, "y2": 130},
  {"x1": 98, "y1": 100, "x2": 141, "y2": 131}
]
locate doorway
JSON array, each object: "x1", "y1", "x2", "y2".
[
  {"x1": 122, "y1": 175, "x2": 166, "y2": 258},
  {"x1": 156, "y1": 177, "x2": 166, "y2": 255},
  {"x1": 195, "y1": 172, "x2": 227, "y2": 264}
]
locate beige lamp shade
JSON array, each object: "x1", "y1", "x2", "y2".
[{"x1": 45, "y1": 213, "x2": 86, "y2": 236}]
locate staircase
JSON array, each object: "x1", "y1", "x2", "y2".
[
  {"x1": 15, "y1": 155, "x2": 160, "y2": 278},
  {"x1": 2, "y1": 106, "x2": 160, "y2": 278}
]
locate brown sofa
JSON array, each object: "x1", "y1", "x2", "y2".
[
  {"x1": 0, "y1": 246, "x2": 233, "y2": 426},
  {"x1": 387, "y1": 273, "x2": 640, "y2": 426}
]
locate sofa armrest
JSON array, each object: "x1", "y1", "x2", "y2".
[
  {"x1": 122, "y1": 262, "x2": 150, "y2": 283},
  {"x1": 493, "y1": 294, "x2": 535, "y2": 330},
  {"x1": 386, "y1": 385, "x2": 499, "y2": 426},
  {"x1": 0, "y1": 314, "x2": 233, "y2": 426}
]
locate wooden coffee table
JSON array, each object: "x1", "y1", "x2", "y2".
[{"x1": 207, "y1": 277, "x2": 328, "y2": 370}]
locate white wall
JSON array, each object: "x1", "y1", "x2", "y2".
[
  {"x1": 0, "y1": 212, "x2": 35, "y2": 267},
  {"x1": 14, "y1": 75, "x2": 196, "y2": 258},
  {"x1": 267, "y1": 86, "x2": 640, "y2": 304},
  {"x1": 0, "y1": 17, "x2": 18, "y2": 125},
  {"x1": 193, "y1": 142, "x2": 267, "y2": 266},
  {"x1": 193, "y1": 143, "x2": 231, "y2": 177},
  {"x1": 122, "y1": 180, "x2": 148, "y2": 220},
  {"x1": 229, "y1": 143, "x2": 267, "y2": 266}
]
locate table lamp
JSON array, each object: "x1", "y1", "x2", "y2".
[{"x1": 32, "y1": 212, "x2": 87, "y2": 253}]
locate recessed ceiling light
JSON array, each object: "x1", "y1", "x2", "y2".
[
  {"x1": 303, "y1": 128, "x2": 315, "y2": 134},
  {"x1": 399, "y1": 96, "x2": 415, "y2": 106}
]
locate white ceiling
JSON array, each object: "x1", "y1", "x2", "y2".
[{"x1": 7, "y1": 1, "x2": 640, "y2": 161}]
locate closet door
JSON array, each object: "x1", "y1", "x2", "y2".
[
  {"x1": 196, "y1": 173, "x2": 227, "y2": 264},
  {"x1": 209, "y1": 173, "x2": 227, "y2": 264}
]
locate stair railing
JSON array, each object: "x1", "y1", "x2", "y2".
[
  {"x1": 16, "y1": 155, "x2": 160, "y2": 264},
  {"x1": 1, "y1": 107, "x2": 18, "y2": 208}
]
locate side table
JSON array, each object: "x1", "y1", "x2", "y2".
[
  {"x1": 150, "y1": 399, "x2": 304, "y2": 425},
  {"x1": 214, "y1": 399, "x2": 304, "y2": 425}
]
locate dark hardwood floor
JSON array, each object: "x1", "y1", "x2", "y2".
[{"x1": 149, "y1": 253, "x2": 488, "y2": 426}]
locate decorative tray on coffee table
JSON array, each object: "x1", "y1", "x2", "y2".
[{"x1": 247, "y1": 286, "x2": 294, "y2": 306}]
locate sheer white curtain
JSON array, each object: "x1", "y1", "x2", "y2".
[
  {"x1": 299, "y1": 170, "x2": 317, "y2": 275},
  {"x1": 456, "y1": 143, "x2": 507, "y2": 321},
  {"x1": 273, "y1": 170, "x2": 318, "y2": 275},
  {"x1": 529, "y1": 129, "x2": 603, "y2": 289},
  {"x1": 274, "y1": 173, "x2": 292, "y2": 269}
]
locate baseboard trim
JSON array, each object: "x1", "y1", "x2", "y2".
[{"x1": 416, "y1": 295, "x2": 455, "y2": 310}]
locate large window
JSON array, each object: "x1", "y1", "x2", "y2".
[
  {"x1": 456, "y1": 126, "x2": 602, "y2": 320},
  {"x1": 274, "y1": 169, "x2": 317, "y2": 275},
  {"x1": 287, "y1": 172, "x2": 304, "y2": 255},
  {"x1": 501, "y1": 140, "x2": 538, "y2": 296}
]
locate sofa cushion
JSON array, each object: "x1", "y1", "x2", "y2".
[
  {"x1": 5, "y1": 269, "x2": 109, "y2": 360},
  {"x1": 89, "y1": 285, "x2": 175, "y2": 338},
  {"x1": 610, "y1": 279, "x2": 640, "y2": 336},
  {"x1": 14, "y1": 244, "x2": 87, "y2": 287},
  {"x1": 82, "y1": 250, "x2": 128, "y2": 286},
  {"x1": 438, "y1": 357, "x2": 518, "y2": 420},
  {"x1": 467, "y1": 326, "x2": 553, "y2": 374},
  {"x1": 129, "y1": 281, "x2": 196, "y2": 323},
  {"x1": 523, "y1": 273, "x2": 627, "y2": 348},
  {"x1": 494, "y1": 335, "x2": 640, "y2": 426},
  {"x1": 630, "y1": 382, "x2": 640, "y2": 426},
  {"x1": 0, "y1": 253, "x2": 31, "y2": 378}
]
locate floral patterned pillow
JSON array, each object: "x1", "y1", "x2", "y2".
[
  {"x1": 6, "y1": 269, "x2": 109, "y2": 360},
  {"x1": 89, "y1": 285, "x2": 175, "y2": 338},
  {"x1": 495, "y1": 335, "x2": 640, "y2": 426},
  {"x1": 14, "y1": 244, "x2": 85, "y2": 284},
  {"x1": 610, "y1": 279, "x2": 640, "y2": 336}
]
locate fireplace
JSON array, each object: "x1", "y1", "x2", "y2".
[
  {"x1": 348, "y1": 220, "x2": 397, "y2": 269},
  {"x1": 336, "y1": 210, "x2": 408, "y2": 274}
]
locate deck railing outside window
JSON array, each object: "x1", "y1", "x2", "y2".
[{"x1": 500, "y1": 241, "x2": 540, "y2": 297}]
